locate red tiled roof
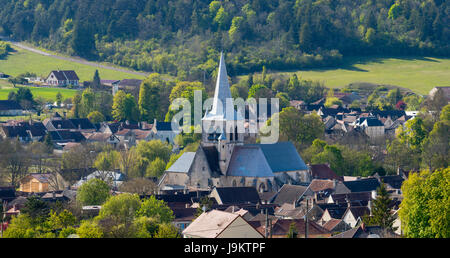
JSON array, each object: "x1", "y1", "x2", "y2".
[{"x1": 310, "y1": 164, "x2": 343, "y2": 181}]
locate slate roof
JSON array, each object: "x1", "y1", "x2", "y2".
[
  {"x1": 269, "y1": 219, "x2": 330, "y2": 236},
  {"x1": 155, "y1": 121, "x2": 173, "y2": 131},
  {"x1": 254, "y1": 142, "x2": 309, "y2": 173},
  {"x1": 27, "y1": 173, "x2": 52, "y2": 183},
  {"x1": 213, "y1": 187, "x2": 261, "y2": 205},
  {"x1": 272, "y1": 184, "x2": 309, "y2": 206},
  {"x1": 332, "y1": 225, "x2": 400, "y2": 238},
  {"x1": 49, "y1": 119, "x2": 76, "y2": 130},
  {"x1": 0, "y1": 100, "x2": 23, "y2": 111},
  {"x1": 172, "y1": 208, "x2": 197, "y2": 222},
  {"x1": 227, "y1": 146, "x2": 275, "y2": 177},
  {"x1": 342, "y1": 178, "x2": 380, "y2": 193},
  {"x1": 330, "y1": 192, "x2": 372, "y2": 206},
  {"x1": 118, "y1": 79, "x2": 142, "y2": 87},
  {"x1": 310, "y1": 164, "x2": 343, "y2": 181},
  {"x1": 379, "y1": 175, "x2": 404, "y2": 190},
  {"x1": 323, "y1": 207, "x2": 348, "y2": 220},
  {"x1": 201, "y1": 146, "x2": 221, "y2": 174},
  {"x1": 1, "y1": 125, "x2": 29, "y2": 138},
  {"x1": 166, "y1": 152, "x2": 196, "y2": 173},
  {"x1": 365, "y1": 117, "x2": 384, "y2": 127},
  {"x1": 68, "y1": 118, "x2": 96, "y2": 130},
  {"x1": 345, "y1": 206, "x2": 370, "y2": 220},
  {"x1": 49, "y1": 70, "x2": 79, "y2": 81},
  {"x1": 53, "y1": 130, "x2": 86, "y2": 142},
  {"x1": 0, "y1": 187, "x2": 15, "y2": 201},
  {"x1": 370, "y1": 110, "x2": 406, "y2": 120}
]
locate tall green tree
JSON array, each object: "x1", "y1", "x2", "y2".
[
  {"x1": 112, "y1": 90, "x2": 139, "y2": 122},
  {"x1": 399, "y1": 168, "x2": 449, "y2": 238},
  {"x1": 76, "y1": 178, "x2": 111, "y2": 206}
]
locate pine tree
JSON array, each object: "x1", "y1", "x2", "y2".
[
  {"x1": 92, "y1": 70, "x2": 101, "y2": 89},
  {"x1": 366, "y1": 183, "x2": 397, "y2": 232}
]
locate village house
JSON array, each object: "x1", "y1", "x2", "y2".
[
  {"x1": 150, "y1": 119, "x2": 179, "y2": 144},
  {"x1": 0, "y1": 100, "x2": 23, "y2": 116},
  {"x1": 0, "y1": 120, "x2": 47, "y2": 142},
  {"x1": 182, "y1": 209, "x2": 264, "y2": 238},
  {"x1": 19, "y1": 173, "x2": 68, "y2": 193},
  {"x1": 45, "y1": 70, "x2": 79, "y2": 87},
  {"x1": 341, "y1": 206, "x2": 371, "y2": 228}
]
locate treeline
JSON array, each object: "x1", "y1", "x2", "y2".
[{"x1": 0, "y1": 0, "x2": 448, "y2": 81}]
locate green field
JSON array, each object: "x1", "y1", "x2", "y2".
[
  {"x1": 0, "y1": 85, "x2": 79, "y2": 101},
  {"x1": 258, "y1": 56, "x2": 450, "y2": 95},
  {"x1": 0, "y1": 46, "x2": 146, "y2": 81}
]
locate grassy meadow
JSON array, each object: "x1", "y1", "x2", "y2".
[
  {"x1": 0, "y1": 85, "x2": 79, "y2": 101},
  {"x1": 253, "y1": 56, "x2": 450, "y2": 95},
  {"x1": 0, "y1": 46, "x2": 146, "y2": 81}
]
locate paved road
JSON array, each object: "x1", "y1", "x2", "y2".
[{"x1": 1, "y1": 36, "x2": 150, "y2": 78}]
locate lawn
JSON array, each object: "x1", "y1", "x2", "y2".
[
  {"x1": 0, "y1": 85, "x2": 79, "y2": 101},
  {"x1": 0, "y1": 46, "x2": 146, "y2": 81},
  {"x1": 252, "y1": 56, "x2": 450, "y2": 95}
]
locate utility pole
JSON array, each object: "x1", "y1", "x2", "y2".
[
  {"x1": 305, "y1": 198, "x2": 309, "y2": 239},
  {"x1": 1, "y1": 201, "x2": 6, "y2": 238},
  {"x1": 265, "y1": 208, "x2": 269, "y2": 238}
]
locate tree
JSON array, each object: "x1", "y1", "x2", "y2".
[
  {"x1": 71, "y1": 21, "x2": 96, "y2": 58},
  {"x1": 363, "y1": 183, "x2": 397, "y2": 232},
  {"x1": 56, "y1": 92, "x2": 63, "y2": 107},
  {"x1": 112, "y1": 90, "x2": 139, "y2": 122},
  {"x1": 92, "y1": 70, "x2": 101, "y2": 89},
  {"x1": 97, "y1": 193, "x2": 141, "y2": 225},
  {"x1": 76, "y1": 220, "x2": 103, "y2": 238},
  {"x1": 119, "y1": 178, "x2": 157, "y2": 195},
  {"x1": 273, "y1": 107, "x2": 324, "y2": 149},
  {"x1": 135, "y1": 140, "x2": 172, "y2": 177},
  {"x1": 136, "y1": 196, "x2": 174, "y2": 223},
  {"x1": 399, "y1": 168, "x2": 449, "y2": 238},
  {"x1": 71, "y1": 93, "x2": 82, "y2": 118},
  {"x1": 87, "y1": 111, "x2": 105, "y2": 124},
  {"x1": 0, "y1": 139, "x2": 31, "y2": 187},
  {"x1": 146, "y1": 158, "x2": 167, "y2": 178},
  {"x1": 93, "y1": 150, "x2": 121, "y2": 184},
  {"x1": 287, "y1": 222, "x2": 298, "y2": 238},
  {"x1": 421, "y1": 120, "x2": 449, "y2": 171},
  {"x1": 139, "y1": 76, "x2": 160, "y2": 122},
  {"x1": 80, "y1": 88, "x2": 96, "y2": 118},
  {"x1": 154, "y1": 223, "x2": 180, "y2": 238},
  {"x1": 47, "y1": 209, "x2": 77, "y2": 230},
  {"x1": 3, "y1": 214, "x2": 36, "y2": 238},
  {"x1": 21, "y1": 196, "x2": 50, "y2": 224},
  {"x1": 248, "y1": 84, "x2": 273, "y2": 99},
  {"x1": 76, "y1": 178, "x2": 111, "y2": 206}
]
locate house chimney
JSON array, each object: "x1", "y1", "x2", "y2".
[
  {"x1": 52, "y1": 191, "x2": 56, "y2": 199},
  {"x1": 368, "y1": 200, "x2": 372, "y2": 216},
  {"x1": 345, "y1": 196, "x2": 351, "y2": 208}
]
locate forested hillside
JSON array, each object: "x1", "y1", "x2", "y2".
[{"x1": 0, "y1": 0, "x2": 448, "y2": 81}]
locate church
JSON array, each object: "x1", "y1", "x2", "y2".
[{"x1": 158, "y1": 53, "x2": 311, "y2": 193}]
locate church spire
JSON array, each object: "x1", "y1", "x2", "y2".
[{"x1": 209, "y1": 52, "x2": 232, "y2": 119}]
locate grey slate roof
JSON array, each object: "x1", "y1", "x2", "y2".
[
  {"x1": 272, "y1": 184, "x2": 309, "y2": 206},
  {"x1": 0, "y1": 100, "x2": 23, "y2": 111},
  {"x1": 166, "y1": 152, "x2": 196, "y2": 173},
  {"x1": 227, "y1": 146, "x2": 275, "y2": 177},
  {"x1": 49, "y1": 70, "x2": 79, "y2": 81},
  {"x1": 253, "y1": 142, "x2": 309, "y2": 173},
  {"x1": 213, "y1": 187, "x2": 261, "y2": 204},
  {"x1": 343, "y1": 178, "x2": 380, "y2": 193}
]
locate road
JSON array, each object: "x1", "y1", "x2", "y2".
[{"x1": 1, "y1": 36, "x2": 150, "y2": 78}]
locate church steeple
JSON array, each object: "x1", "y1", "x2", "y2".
[{"x1": 206, "y1": 52, "x2": 233, "y2": 120}]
